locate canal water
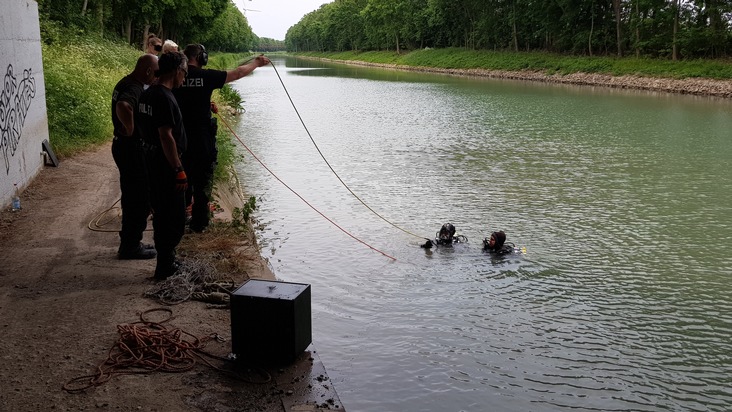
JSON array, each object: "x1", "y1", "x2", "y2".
[{"x1": 230, "y1": 56, "x2": 732, "y2": 411}]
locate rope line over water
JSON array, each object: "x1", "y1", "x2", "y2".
[
  {"x1": 216, "y1": 111, "x2": 396, "y2": 261},
  {"x1": 269, "y1": 62, "x2": 426, "y2": 241}
]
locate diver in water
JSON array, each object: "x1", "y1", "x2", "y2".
[
  {"x1": 483, "y1": 230, "x2": 514, "y2": 254},
  {"x1": 421, "y1": 223, "x2": 468, "y2": 248},
  {"x1": 437, "y1": 223, "x2": 456, "y2": 245}
]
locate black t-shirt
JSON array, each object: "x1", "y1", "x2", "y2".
[
  {"x1": 173, "y1": 66, "x2": 227, "y2": 134},
  {"x1": 137, "y1": 84, "x2": 187, "y2": 156},
  {"x1": 111, "y1": 75, "x2": 144, "y2": 138}
]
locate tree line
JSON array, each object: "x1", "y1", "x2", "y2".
[
  {"x1": 285, "y1": 0, "x2": 732, "y2": 60},
  {"x1": 37, "y1": 0, "x2": 284, "y2": 52}
]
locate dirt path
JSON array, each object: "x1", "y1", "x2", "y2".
[{"x1": 0, "y1": 143, "x2": 342, "y2": 411}]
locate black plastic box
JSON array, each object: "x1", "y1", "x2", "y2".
[{"x1": 230, "y1": 279, "x2": 312, "y2": 365}]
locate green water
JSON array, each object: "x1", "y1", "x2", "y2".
[{"x1": 233, "y1": 56, "x2": 732, "y2": 411}]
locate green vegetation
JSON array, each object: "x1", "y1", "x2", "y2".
[
  {"x1": 202, "y1": 1, "x2": 255, "y2": 52},
  {"x1": 37, "y1": 0, "x2": 255, "y2": 53},
  {"x1": 38, "y1": 0, "x2": 281, "y2": 54},
  {"x1": 217, "y1": 85, "x2": 244, "y2": 112},
  {"x1": 206, "y1": 52, "x2": 251, "y2": 70},
  {"x1": 299, "y1": 49, "x2": 732, "y2": 80},
  {"x1": 210, "y1": 106, "x2": 239, "y2": 185},
  {"x1": 231, "y1": 196, "x2": 257, "y2": 228},
  {"x1": 42, "y1": 35, "x2": 140, "y2": 157},
  {"x1": 255, "y1": 38, "x2": 287, "y2": 52},
  {"x1": 287, "y1": 0, "x2": 732, "y2": 61}
]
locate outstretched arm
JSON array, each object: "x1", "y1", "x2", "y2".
[{"x1": 225, "y1": 55, "x2": 271, "y2": 83}]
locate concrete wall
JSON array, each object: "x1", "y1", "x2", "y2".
[{"x1": 0, "y1": 0, "x2": 50, "y2": 209}]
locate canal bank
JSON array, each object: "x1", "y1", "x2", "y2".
[
  {"x1": 300, "y1": 56, "x2": 732, "y2": 98},
  {"x1": 0, "y1": 142, "x2": 344, "y2": 411}
]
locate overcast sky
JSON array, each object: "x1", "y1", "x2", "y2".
[{"x1": 233, "y1": 0, "x2": 334, "y2": 41}]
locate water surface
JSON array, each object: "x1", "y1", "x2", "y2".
[{"x1": 231, "y1": 57, "x2": 732, "y2": 411}]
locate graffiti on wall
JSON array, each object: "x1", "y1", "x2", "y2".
[{"x1": 1, "y1": 64, "x2": 37, "y2": 175}]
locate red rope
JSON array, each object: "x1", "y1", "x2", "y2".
[
  {"x1": 63, "y1": 308, "x2": 271, "y2": 393},
  {"x1": 216, "y1": 111, "x2": 396, "y2": 261},
  {"x1": 63, "y1": 310, "x2": 211, "y2": 392}
]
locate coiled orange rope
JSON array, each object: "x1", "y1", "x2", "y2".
[{"x1": 63, "y1": 308, "x2": 269, "y2": 392}]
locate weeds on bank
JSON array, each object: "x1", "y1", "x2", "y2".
[
  {"x1": 231, "y1": 196, "x2": 257, "y2": 228},
  {"x1": 217, "y1": 85, "x2": 244, "y2": 112}
]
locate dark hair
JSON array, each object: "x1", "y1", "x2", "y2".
[
  {"x1": 183, "y1": 43, "x2": 208, "y2": 66},
  {"x1": 183, "y1": 44, "x2": 202, "y2": 61},
  {"x1": 491, "y1": 231, "x2": 506, "y2": 250},
  {"x1": 155, "y1": 51, "x2": 186, "y2": 77}
]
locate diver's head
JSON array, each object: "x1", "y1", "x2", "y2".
[
  {"x1": 490, "y1": 231, "x2": 506, "y2": 250},
  {"x1": 439, "y1": 223, "x2": 456, "y2": 240}
]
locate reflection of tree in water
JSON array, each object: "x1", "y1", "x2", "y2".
[{"x1": 1, "y1": 64, "x2": 36, "y2": 174}]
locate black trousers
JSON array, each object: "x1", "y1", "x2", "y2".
[
  {"x1": 147, "y1": 152, "x2": 186, "y2": 269},
  {"x1": 184, "y1": 120, "x2": 217, "y2": 231},
  {"x1": 184, "y1": 155, "x2": 215, "y2": 230},
  {"x1": 111, "y1": 137, "x2": 150, "y2": 250}
]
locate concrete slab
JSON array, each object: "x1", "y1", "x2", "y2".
[{"x1": 267, "y1": 345, "x2": 345, "y2": 411}]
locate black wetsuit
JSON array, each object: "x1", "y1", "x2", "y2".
[{"x1": 484, "y1": 244, "x2": 514, "y2": 255}]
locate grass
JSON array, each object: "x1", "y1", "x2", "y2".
[
  {"x1": 297, "y1": 48, "x2": 732, "y2": 80},
  {"x1": 42, "y1": 37, "x2": 140, "y2": 157}
]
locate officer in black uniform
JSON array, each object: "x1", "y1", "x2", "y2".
[
  {"x1": 173, "y1": 44, "x2": 270, "y2": 233},
  {"x1": 136, "y1": 51, "x2": 189, "y2": 280},
  {"x1": 111, "y1": 54, "x2": 158, "y2": 260}
]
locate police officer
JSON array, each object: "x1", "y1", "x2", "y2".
[
  {"x1": 112, "y1": 54, "x2": 158, "y2": 260},
  {"x1": 136, "y1": 51, "x2": 189, "y2": 280},
  {"x1": 174, "y1": 44, "x2": 270, "y2": 233}
]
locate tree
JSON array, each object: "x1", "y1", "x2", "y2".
[
  {"x1": 614, "y1": 0, "x2": 623, "y2": 56},
  {"x1": 202, "y1": 1, "x2": 254, "y2": 52},
  {"x1": 361, "y1": 0, "x2": 411, "y2": 52}
]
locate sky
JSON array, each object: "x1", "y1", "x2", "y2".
[{"x1": 233, "y1": 0, "x2": 334, "y2": 41}]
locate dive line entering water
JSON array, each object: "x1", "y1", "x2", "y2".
[
  {"x1": 269, "y1": 61, "x2": 428, "y2": 241},
  {"x1": 216, "y1": 110, "x2": 397, "y2": 261}
]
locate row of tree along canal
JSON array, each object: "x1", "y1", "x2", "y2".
[{"x1": 286, "y1": 0, "x2": 732, "y2": 61}]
